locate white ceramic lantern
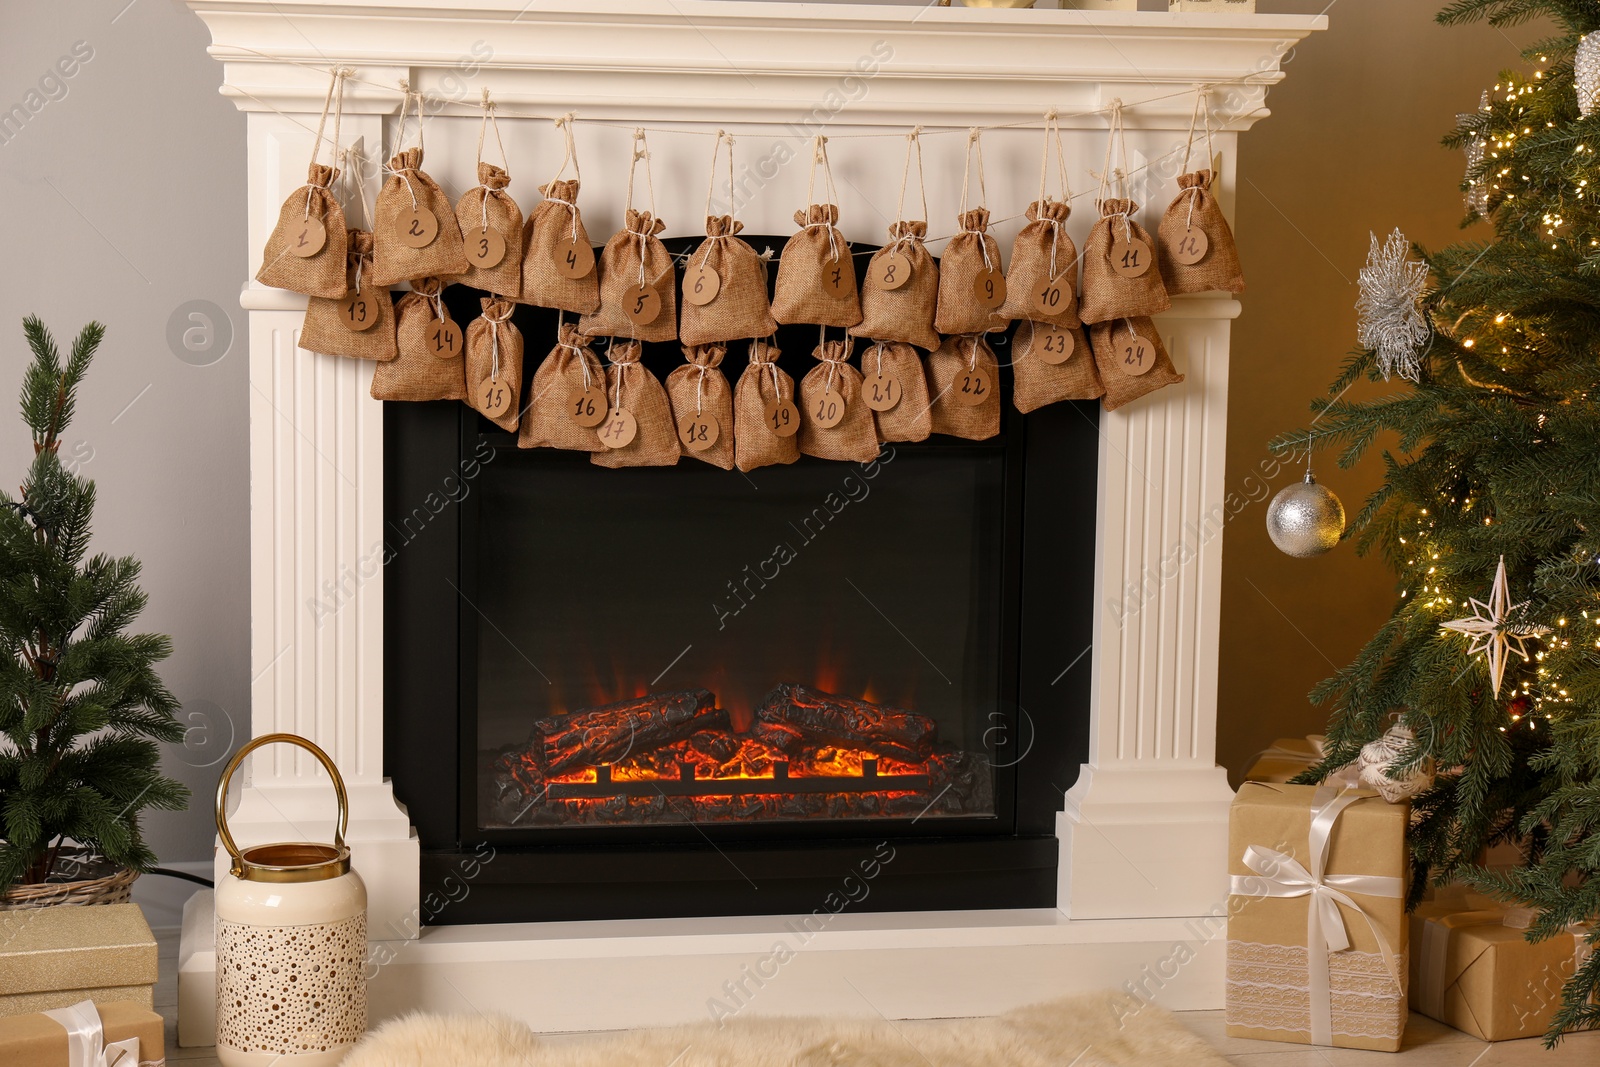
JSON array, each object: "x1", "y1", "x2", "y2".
[{"x1": 214, "y1": 733, "x2": 367, "y2": 1066}]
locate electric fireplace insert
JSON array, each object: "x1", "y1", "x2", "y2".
[{"x1": 383, "y1": 252, "x2": 1099, "y2": 924}]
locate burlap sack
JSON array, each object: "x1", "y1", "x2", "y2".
[
  {"x1": 999, "y1": 200, "x2": 1080, "y2": 329},
  {"x1": 453, "y1": 163, "x2": 524, "y2": 297},
  {"x1": 464, "y1": 297, "x2": 523, "y2": 432},
  {"x1": 666, "y1": 344, "x2": 736, "y2": 470},
  {"x1": 518, "y1": 322, "x2": 607, "y2": 452},
  {"x1": 1089, "y1": 317, "x2": 1185, "y2": 412},
  {"x1": 578, "y1": 209, "x2": 677, "y2": 343},
  {"x1": 372, "y1": 147, "x2": 469, "y2": 287},
  {"x1": 300, "y1": 230, "x2": 397, "y2": 362},
  {"x1": 733, "y1": 339, "x2": 801, "y2": 473},
  {"x1": 679, "y1": 216, "x2": 777, "y2": 347},
  {"x1": 852, "y1": 222, "x2": 940, "y2": 351},
  {"x1": 927, "y1": 334, "x2": 1001, "y2": 441},
  {"x1": 1079, "y1": 199, "x2": 1171, "y2": 325},
  {"x1": 520, "y1": 179, "x2": 600, "y2": 314},
  {"x1": 772, "y1": 205, "x2": 861, "y2": 328},
  {"x1": 591, "y1": 340, "x2": 679, "y2": 468},
  {"x1": 935, "y1": 208, "x2": 1009, "y2": 337},
  {"x1": 861, "y1": 341, "x2": 931, "y2": 443},
  {"x1": 798, "y1": 340, "x2": 878, "y2": 463},
  {"x1": 1011, "y1": 321, "x2": 1102, "y2": 414},
  {"x1": 258, "y1": 163, "x2": 349, "y2": 299},
  {"x1": 370, "y1": 278, "x2": 467, "y2": 402},
  {"x1": 1159, "y1": 170, "x2": 1244, "y2": 295}
]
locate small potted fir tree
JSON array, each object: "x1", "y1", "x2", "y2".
[{"x1": 0, "y1": 317, "x2": 189, "y2": 907}]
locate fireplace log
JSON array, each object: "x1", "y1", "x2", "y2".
[
  {"x1": 530, "y1": 689, "x2": 723, "y2": 775},
  {"x1": 754, "y1": 683, "x2": 937, "y2": 763}
]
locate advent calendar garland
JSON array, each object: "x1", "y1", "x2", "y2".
[{"x1": 268, "y1": 69, "x2": 1252, "y2": 464}]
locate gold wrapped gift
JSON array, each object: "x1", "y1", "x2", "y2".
[
  {"x1": 1243, "y1": 736, "x2": 1327, "y2": 784},
  {"x1": 0, "y1": 999, "x2": 163, "y2": 1066},
  {"x1": 1410, "y1": 896, "x2": 1592, "y2": 1041},
  {"x1": 0, "y1": 904, "x2": 156, "y2": 1018},
  {"x1": 1226, "y1": 782, "x2": 1410, "y2": 1052}
]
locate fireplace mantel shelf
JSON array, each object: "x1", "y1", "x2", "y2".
[{"x1": 180, "y1": 0, "x2": 1323, "y2": 1043}]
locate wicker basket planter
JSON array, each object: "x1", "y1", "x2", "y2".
[{"x1": 0, "y1": 851, "x2": 139, "y2": 910}]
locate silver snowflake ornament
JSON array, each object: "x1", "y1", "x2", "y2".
[
  {"x1": 1440, "y1": 556, "x2": 1551, "y2": 696},
  {"x1": 1579, "y1": 33, "x2": 1600, "y2": 118},
  {"x1": 1356, "y1": 228, "x2": 1431, "y2": 383}
]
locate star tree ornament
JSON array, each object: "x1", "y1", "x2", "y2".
[
  {"x1": 1440, "y1": 556, "x2": 1551, "y2": 696},
  {"x1": 1355, "y1": 228, "x2": 1431, "y2": 383},
  {"x1": 1577, "y1": 33, "x2": 1600, "y2": 117},
  {"x1": 1266, "y1": 436, "x2": 1345, "y2": 558}
]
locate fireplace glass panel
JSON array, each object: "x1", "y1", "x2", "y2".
[{"x1": 474, "y1": 444, "x2": 1010, "y2": 831}]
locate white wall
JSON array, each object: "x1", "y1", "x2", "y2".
[{"x1": 0, "y1": 1, "x2": 247, "y2": 878}]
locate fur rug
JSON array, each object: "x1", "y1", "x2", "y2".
[{"x1": 341, "y1": 993, "x2": 1227, "y2": 1067}]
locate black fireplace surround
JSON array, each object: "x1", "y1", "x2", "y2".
[{"x1": 383, "y1": 239, "x2": 1099, "y2": 925}]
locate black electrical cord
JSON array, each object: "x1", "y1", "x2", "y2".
[{"x1": 148, "y1": 867, "x2": 214, "y2": 888}]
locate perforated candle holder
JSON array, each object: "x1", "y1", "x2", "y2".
[{"x1": 214, "y1": 733, "x2": 367, "y2": 1067}]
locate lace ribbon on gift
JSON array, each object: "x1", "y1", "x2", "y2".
[
  {"x1": 1226, "y1": 941, "x2": 1405, "y2": 1043},
  {"x1": 1230, "y1": 785, "x2": 1405, "y2": 1046}
]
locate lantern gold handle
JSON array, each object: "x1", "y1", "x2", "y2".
[{"x1": 215, "y1": 733, "x2": 350, "y2": 878}]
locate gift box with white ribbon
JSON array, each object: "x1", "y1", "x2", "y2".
[
  {"x1": 0, "y1": 998, "x2": 164, "y2": 1067},
  {"x1": 1226, "y1": 782, "x2": 1410, "y2": 1052}
]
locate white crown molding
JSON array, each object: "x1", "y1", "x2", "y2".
[{"x1": 189, "y1": 0, "x2": 1324, "y2": 126}]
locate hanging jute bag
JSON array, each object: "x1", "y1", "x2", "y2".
[
  {"x1": 258, "y1": 69, "x2": 350, "y2": 299},
  {"x1": 852, "y1": 131, "x2": 940, "y2": 352},
  {"x1": 464, "y1": 297, "x2": 523, "y2": 432},
  {"x1": 935, "y1": 131, "x2": 1010, "y2": 337},
  {"x1": 452, "y1": 93, "x2": 523, "y2": 297},
  {"x1": 666, "y1": 344, "x2": 736, "y2": 470},
  {"x1": 301, "y1": 229, "x2": 397, "y2": 361},
  {"x1": 1012, "y1": 320, "x2": 1103, "y2": 413},
  {"x1": 733, "y1": 339, "x2": 801, "y2": 472},
  {"x1": 372, "y1": 86, "x2": 469, "y2": 287},
  {"x1": 592, "y1": 339, "x2": 680, "y2": 468},
  {"x1": 520, "y1": 116, "x2": 600, "y2": 314},
  {"x1": 927, "y1": 334, "x2": 1001, "y2": 440},
  {"x1": 1089, "y1": 317, "x2": 1184, "y2": 412},
  {"x1": 1000, "y1": 113, "x2": 1082, "y2": 330},
  {"x1": 518, "y1": 319, "x2": 608, "y2": 452},
  {"x1": 861, "y1": 340, "x2": 931, "y2": 443},
  {"x1": 371, "y1": 278, "x2": 468, "y2": 402},
  {"x1": 1079, "y1": 104, "x2": 1171, "y2": 325},
  {"x1": 580, "y1": 130, "x2": 678, "y2": 343},
  {"x1": 772, "y1": 137, "x2": 861, "y2": 329},
  {"x1": 1159, "y1": 92, "x2": 1244, "y2": 295},
  {"x1": 680, "y1": 132, "x2": 778, "y2": 347},
  {"x1": 799, "y1": 336, "x2": 878, "y2": 463}
]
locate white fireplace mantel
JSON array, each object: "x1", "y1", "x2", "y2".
[{"x1": 179, "y1": 0, "x2": 1323, "y2": 1043}]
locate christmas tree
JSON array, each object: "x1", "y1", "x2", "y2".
[
  {"x1": 1283, "y1": 0, "x2": 1600, "y2": 1042},
  {"x1": 0, "y1": 318, "x2": 189, "y2": 893}
]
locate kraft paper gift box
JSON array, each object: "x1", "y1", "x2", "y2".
[
  {"x1": 1226, "y1": 782, "x2": 1410, "y2": 1052},
  {"x1": 0, "y1": 903, "x2": 157, "y2": 1017},
  {"x1": 0, "y1": 998, "x2": 164, "y2": 1066},
  {"x1": 1243, "y1": 736, "x2": 1326, "y2": 784},
  {"x1": 1410, "y1": 896, "x2": 1593, "y2": 1041}
]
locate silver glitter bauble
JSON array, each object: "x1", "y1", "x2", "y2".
[
  {"x1": 1578, "y1": 33, "x2": 1600, "y2": 118},
  {"x1": 1266, "y1": 470, "x2": 1345, "y2": 558}
]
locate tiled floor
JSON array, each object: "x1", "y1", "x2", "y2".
[{"x1": 156, "y1": 930, "x2": 1598, "y2": 1065}]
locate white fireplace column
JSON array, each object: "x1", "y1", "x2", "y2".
[{"x1": 180, "y1": 0, "x2": 1323, "y2": 1039}]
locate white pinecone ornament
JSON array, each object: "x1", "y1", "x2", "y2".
[{"x1": 1357, "y1": 724, "x2": 1435, "y2": 803}]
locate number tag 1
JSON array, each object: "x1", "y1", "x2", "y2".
[{"x1": 289, "y1": 216, "x2": 327, "y2": 258}]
